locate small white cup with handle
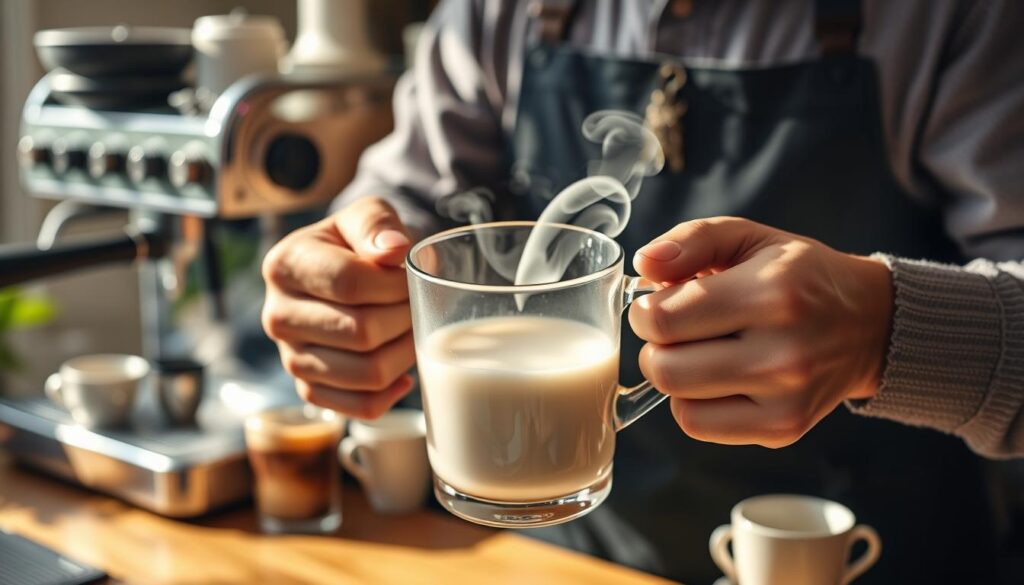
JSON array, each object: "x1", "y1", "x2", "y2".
[
  {"x1": 44, "y1": 354, "x2": 150, "y2": 428},
  {"x1": 339, "y1": 409, "x2": 430, "y2": 515},
  {"x1": 710, "y1": 494, "x2": 881, "y2": 585}
]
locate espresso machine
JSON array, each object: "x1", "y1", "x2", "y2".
[{"x1": 0, "y1": 11, "x2": 396, "y2": 516}]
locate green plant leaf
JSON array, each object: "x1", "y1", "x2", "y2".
[
  {"x1": 9, "y1": 295, "x2": 58, "y2": 327},
  {"x1": 0, "y1": 288, "x2": 58, "y2": 333},
  {"x1": 0, "y1": 288, "x2": 57, "y2": 373},
  {"x1": 0, "y1": 289, "x2": 17, "y2": 329}
]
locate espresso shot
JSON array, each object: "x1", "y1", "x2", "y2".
[{"x1": 244, "y1": 406, "x2": 344, "y2": 534}]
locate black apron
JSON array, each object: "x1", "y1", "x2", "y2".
[{"x1": 507, "y1": 1, "x2": 996, "y2": 583}]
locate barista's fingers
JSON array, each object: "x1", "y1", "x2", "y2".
[
  {"x1": 638, "y1": 337, "x2": 780, "y2": 399},
  {"x1": 670, "y1": 396, "x2": 814, "y2": 449},
  {"x1": 632, "y1": 216, "x2": 780, "y2": 283},
  {"x1": 262, "y1": 232, "x2": 408, "y2": 305},
  {"x1": 628, "y1": 265, "x2": 760, "y2": 344},
  {"x1": 262, "y1": 294, "x2": 411, "y2": 352},
  {"x1": 332, "y1": 196, "x2": 412, "y2": 267},
  {"x1": 278, "y1": 332, "x2": 416, "y2": 391},
  {"x1": 296, "y1": 375, "x2": 414, "y2": 420}
]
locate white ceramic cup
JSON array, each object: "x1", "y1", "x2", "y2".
[
  {"x1": 44, "y1": 354, "x2": 150, "y2": 428},
  {"x1": 339, "y1": 409, "x2": 430, "y2": 515},
  {"x1": 710, "y1": 494, "x2": 881, "y2": 585}
]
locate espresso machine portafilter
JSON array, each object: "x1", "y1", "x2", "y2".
[{"x1": 0, "y1": 71, "x2": 396, "y2": 516}]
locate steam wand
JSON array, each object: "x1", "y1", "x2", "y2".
[{"x1": 0, "y1": 226, "x2": 167, "y2": 288}]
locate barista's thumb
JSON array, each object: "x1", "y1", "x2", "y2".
[
  {"x1": 335, "y1": 196, "x2": 412, "y2": 267},
  {"x1": 632, "y1": 217, "x2": 777, "y2": 283}
]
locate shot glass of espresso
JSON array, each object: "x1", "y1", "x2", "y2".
[{"x1": 244, "y1": 405, "x2": 344, "y2": 534}]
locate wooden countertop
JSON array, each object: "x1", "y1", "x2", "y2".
[{"x1": 0, "y1": 456, "x2": 673, "y2": 585}]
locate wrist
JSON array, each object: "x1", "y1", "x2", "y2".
[{"x1": 846, "y1": 254, "x2": 894, "y2": 400}]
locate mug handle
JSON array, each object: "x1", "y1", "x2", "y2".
[
  {"x1": 339, "y1": 437, "x2": 369, "y2": 483},
  {"x1": 44, "y1": 373, "x2": 65, "y2": 408},
  {"x1": 709, "y1": 524, "x2": 737, "y2": 583},
  {"x1": 614, "y1": 275, "x2": 667, "y2": 430},
  {"x1": 842, "y1": 525, "x2": 882, "y2": 584}
]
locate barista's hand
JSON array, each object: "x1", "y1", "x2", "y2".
[
  {"x1": 629, "y1": 217, "x2": 893, "y2": 448},
  {"x1": 262, "y1": 197, "x2": 415, "y2": 419}
]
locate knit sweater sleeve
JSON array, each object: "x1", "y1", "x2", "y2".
[
  {"x1": 846, "y1": 1, "x2": 1024, "y2": 459},
  {"x1": 846, "y1": 255, "x2": 1024, "y2": 459}
]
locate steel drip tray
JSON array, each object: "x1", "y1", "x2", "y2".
[{"x1": 0, "y1": 376, "x2": 293, "y2": 517}]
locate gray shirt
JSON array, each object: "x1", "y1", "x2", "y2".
[{"x1": 338, "y1": 0, "x2": 1024, "y2": 458}]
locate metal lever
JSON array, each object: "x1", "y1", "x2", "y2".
[{"x1": 0, "y1": 226, "x2": 167, "y2": 288}]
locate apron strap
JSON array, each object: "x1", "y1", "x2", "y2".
[
  {"x1": 527, "y1": 0, "x2": 580, "y2": 45},
  {"x1": 815, "y1": 0, "x2": 862, "y2": 56}
]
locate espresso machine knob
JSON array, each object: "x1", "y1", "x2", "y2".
[
  {"x1": 87, "y1": 142, "x2": 125, "y2": 179},
  {"x1": 51, "y1": 138, "x2": 87, "y2": 176},
  {"x1": 127, "y1": 145, "x2": 166, "y2": 184},
  {"x1": 168, "y1": 150, "x2": 212, "y2": 188},
  {"x1": 264, "y1": 133, "x2": 320, "y2": 192},
  {"x1": 17, "y1": 136, "x2": 50, "y2": 169}
]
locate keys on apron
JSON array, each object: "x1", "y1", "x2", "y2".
[{"x1": 645, "y1": 63, "x2": 688, "y2": 172}]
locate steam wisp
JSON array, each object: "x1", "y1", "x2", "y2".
[
  {"x1": 512, "y1": 111, "x2": 662, "y2": 306},
  {"x1": 437, "y1": 110, "x2": 664, "y2": 309}
]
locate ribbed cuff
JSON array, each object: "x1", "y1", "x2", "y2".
[
  {"x1": 955, "y1": 264, "x2": 1024, "y2": 457},
  {"x1": 846, "y1": 255, "x2": 1002, "y2": 434}
]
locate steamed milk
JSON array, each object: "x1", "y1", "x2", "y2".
[{"x1": 417, "y1": 316, "x2": 619, "y2": 502}]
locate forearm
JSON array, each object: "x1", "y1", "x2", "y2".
[
  {"x1": 847, "y1": 255, "x2": 1024, "y2": 459},
  {"x1": 861, "y1": 0, "x2": 1024, "y2": 459}
]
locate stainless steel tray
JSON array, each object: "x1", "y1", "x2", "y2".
[{"x1": 0, "y1": 376, "x2": 293, "y2": 517}]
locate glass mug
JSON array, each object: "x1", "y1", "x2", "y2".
[{"x1": 407, "y1": 221, "x2": 666, "y2": 528}]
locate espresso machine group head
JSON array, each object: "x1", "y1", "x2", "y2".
[{"x1": 0, "y1": 71, "x2": 396, "y2": 516}]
